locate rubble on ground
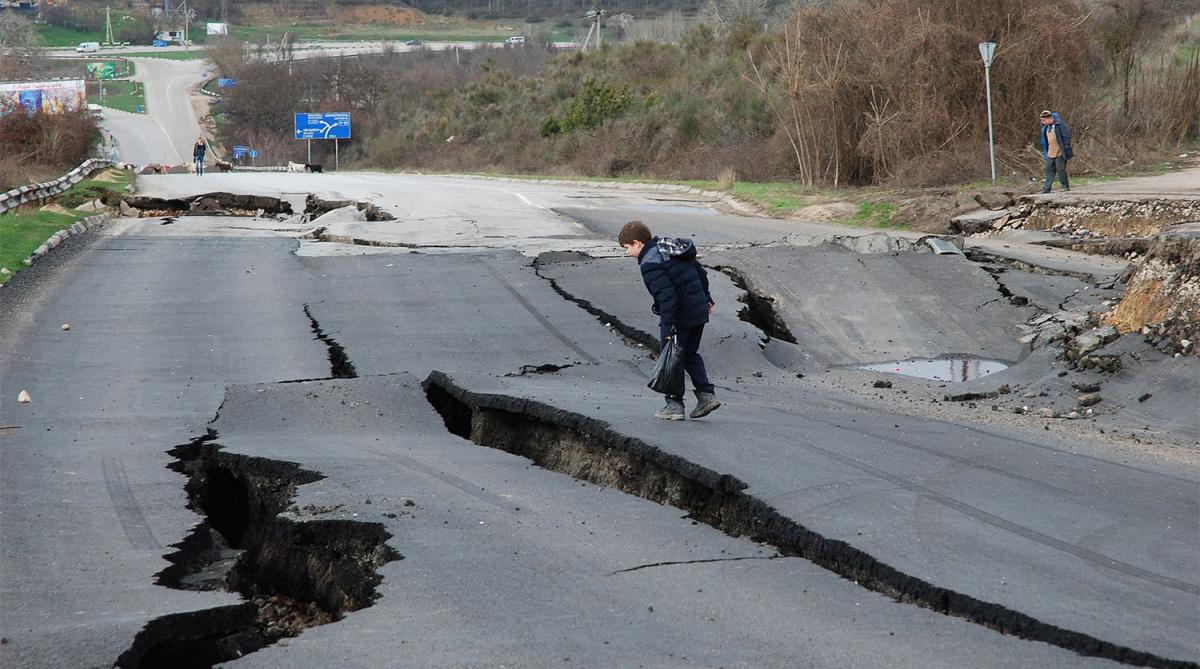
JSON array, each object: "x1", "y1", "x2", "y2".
[
  {"x1": 120, "y1": 192, "x2": 293, "y2": 217},
  {"x1": 1104, "y1": 223, "x2": 1200, "y2": 357}
]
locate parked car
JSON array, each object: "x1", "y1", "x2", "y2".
[
  {"x1": 404, "y1": 39, "x2": 422, "y2": 46},
  {"x1": 505, "y1": 35, "x2": 526, "y2": 45},
  {"x1": 87, "y1": 103, "x2": 104, "y2": 118},
  {"x1": 75, "y1": 42, "x2": 100, "y2": 53}
]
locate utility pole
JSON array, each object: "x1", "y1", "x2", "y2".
[
  {"x1": 582, "y1": 8, "x2": 604, "y2": 51},
  {"x1": 104, "y1": 7, "x2": 114, "y2": 45}
]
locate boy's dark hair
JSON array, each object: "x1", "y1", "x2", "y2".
[{"x1": 618, "y1": 220, "x2": 652, "y2": 247}]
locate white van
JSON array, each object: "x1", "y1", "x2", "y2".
[
  {"x1": 76, "y1": 42, "x2": 100, "y2": 53},
  {"x1": 505, "y1": 35, "x2": 526, "y2": 45}
]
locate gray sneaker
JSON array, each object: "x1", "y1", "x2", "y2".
[
  {"x1": 655, "y1": 397, "x2": 686, "y2": 421},
  {"x1": 689, "y1": 391, "x2": 721, "y2": 419}
]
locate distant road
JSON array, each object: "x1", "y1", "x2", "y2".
[
  {"x1": 76, "y1": 40, "x2": 573, "y2": 166},
  {"x1": 44, "y1": 39, "x2": 576, "y2": 59},
  {"x1": 98, "y1": 57, "x2": 209, "y2": 166}
]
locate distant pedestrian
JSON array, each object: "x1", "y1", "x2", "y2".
[
  {"x1": 193, "y1": 137, "x2": 206, "y2": 176},
  {"x1": 618, "y1": 220, "x2": 721, "y2": 421},
  {"x1": 1038, "y1": 110, "x2": 1072, "y2": 193}
]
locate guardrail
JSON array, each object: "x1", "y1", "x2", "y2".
[{"x1": 0, "y1": 159, "x2": 114, "y2": 216}]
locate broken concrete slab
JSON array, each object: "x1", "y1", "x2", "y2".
[
  {"x1": 952, "y1": 208, "x2": 1012, "y2": 235},
  {"x1": 121, "y1": 192, "x2": 294, "y2": 217},
  {"x1": 310, "y1": 204, "x2": 367, "y2": 226},
  {"x1": 1073, "y1": 325, "x2": 1120, "y2": 355},
  {"x1": 303, "y1": 194, "x2": 395, "y2": 221}
]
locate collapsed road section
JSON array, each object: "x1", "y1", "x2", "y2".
[
  {"x1": 422, "y1": 370, "x2": 1196, "y2": 669},
  {"x1": 115, "y1": 430, "x2": 399, "y2": 668}
]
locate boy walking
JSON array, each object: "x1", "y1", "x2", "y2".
[{"x1": 619, "y1": 221, "x2": 721, "y2": 421}]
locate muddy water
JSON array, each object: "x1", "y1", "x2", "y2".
[{"x1": 857, "y1": 357, "x2": 1009, "y2": 382}]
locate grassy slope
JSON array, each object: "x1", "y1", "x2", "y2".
[
  {"x1": 88, "y1": 81, "x2": 146, "y2": 113},
  {"x1": 0, "y1": 172, "x2": 130, "y2": 281}
]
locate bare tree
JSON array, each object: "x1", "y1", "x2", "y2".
[
  {"x1": 0, "y1": 12, "x2": 45, "y2": 79},
  {"x1": 205, "y1": 36, "x2": 246, "y2": 77},
  {"x1": 702, "y1": 0, "x2": 770, "y2": 29},
  {"x1": 1093, "y1": 0, "x2": 1185, "y2": 112}
]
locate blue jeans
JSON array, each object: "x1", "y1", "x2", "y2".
[
  {"x1": 1042, "y1": 155, "x2": 1068, "y2": 191},
  {"x1": 667, "y1": 324, "x2": 713, "y2": 399},
  {"x1": 195, "y1": 157, "x2": 204, "y2": 175}
]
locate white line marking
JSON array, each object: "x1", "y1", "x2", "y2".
[{"x1": 504, "y1": 190, "x2": 548, "y2": 211}]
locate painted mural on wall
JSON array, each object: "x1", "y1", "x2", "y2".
[{"x1": 0, "y1": 79, "x2": 86, "y2": 114}]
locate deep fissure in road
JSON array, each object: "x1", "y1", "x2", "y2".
[
  {"x1": 116, "y1": 431, "x2": 399, "y2": 668},
  {"x1": 303, "y1": 304, "x2": 359, "y2": 378},
  {"x1": 531, "y1": 255, "x2": 660, "y2": 352},
  {"x1": 421, "y1": 371, "x2": 1194, "y2": 669},
  {"x1": 711, "y1": 266, "x2": 797, "y2": 344}
]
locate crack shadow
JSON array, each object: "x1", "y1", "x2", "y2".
[
  {"x1": 115, "y1": 429, "x2": 400, "y2": 668},
  {"x1": 303, "y1": 304, "x2": 358, "y2": 378}
]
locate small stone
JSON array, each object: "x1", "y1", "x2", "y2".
[
  {"x1": 402, "y1": 499, "x2": 416, "y2": 507},
  {"x1": 0, "y1": 267, "x2": 10, "y2": 275},
  {"x1": 1077, "y1": 394, "x2": 1101, "y2": 407},
  {"x1": 873, "y1": 380, "x2": 892, "y2": 389},
  {"x1": 1071, "y1": 381, "x2": 1101, "y2": 393},
  {"x1": 1038, "y1": 407, "x2": 1056, "y2": 418},
  {"x1": 18, "y1": 390, "x2": 31, "y2": 403},
  {"x1": 1066, "y1": 411, "x2": 1080, "y2": 419},
  {"x1": 1137, "y1": 393, "x2": 1151, "y2": 402},
  {"x1": 61, "y1": 323, "x2": 70, "y2": 331}
]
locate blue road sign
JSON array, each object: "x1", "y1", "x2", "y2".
[
  {"x1": 233, "y1": 145, "x2": 249, "y2": 159},
  {"x1": 294, "y1": 112, "x2": 351, "y2": 140},
  {"x1": 250, "y1": 149, "x2": 257, "y2": 158},
  {"x1": 151, "y1": 39, "x2": 167, "y2": 47},
  {"x1": 217, "y1": 78, "x2": 236, "y2": 88}
]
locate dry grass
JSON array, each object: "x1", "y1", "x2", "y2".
[{"x1": 715, "y1": 167, "x2": 737, "y2": 191}]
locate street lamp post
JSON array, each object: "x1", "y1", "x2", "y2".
[{"x1": 979, "y1": 41, "x2": 997, "y2": 184}]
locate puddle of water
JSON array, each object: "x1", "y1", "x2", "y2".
[{"x1": 857, "y1": 357, "x2": 1009, "y2": 382}]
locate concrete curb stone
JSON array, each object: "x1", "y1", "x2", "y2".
[{"x1": 18, "y1": 214, "x2": 109, "y2": 271}]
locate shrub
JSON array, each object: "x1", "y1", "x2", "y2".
[
  {"x1": 0, "y1": 103, "x2": 98, "y2": 190},
  {"x1": 556, "y1": 77, "x2": 634, "y2": 133}
]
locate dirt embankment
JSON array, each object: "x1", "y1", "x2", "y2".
[
  {"x1": 334, "y1": 5, "x2": 424, "y2": 25},
  {"x1": 1105, "y1": 226, "x2": 1199, "y2": 356},
  {"x1": 1023, "y1": 200, "x2": 1200, "y2": 237}
]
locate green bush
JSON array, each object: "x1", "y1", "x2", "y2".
[
  {"x1": 556, "y1": 77, "x2": 633, "y2": 133},
  {"x1": 539, "y1": 116, "x2": 561, "y2": 137}
]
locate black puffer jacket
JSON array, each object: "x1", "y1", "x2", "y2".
[{"x1": 638, "y1": 236, "x2": 712, "y2": 340}]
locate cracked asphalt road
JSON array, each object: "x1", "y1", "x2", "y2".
[{"x1": 1, "y1": 173, "x2": 1196, "y2": 668}]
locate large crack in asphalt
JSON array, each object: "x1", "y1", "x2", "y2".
[
  {"x1": 116, "y1": 429, "x2": 400, "y2": 668},
  {"x1": 964, "y1": 248, "x2": 1105, "y2": 287},
  {"x1": 421, "y1": 371, "x2": 1196, "y2": 669},
  {"x1": 710, "y1": 265, "x2": 797, "y2": 344},
  {"x1": 530, "y1": 254, "x2": 661, "y2": 352},
  {"x1": 303, "y1": 304, "x2": 358, "y2": 378}
]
